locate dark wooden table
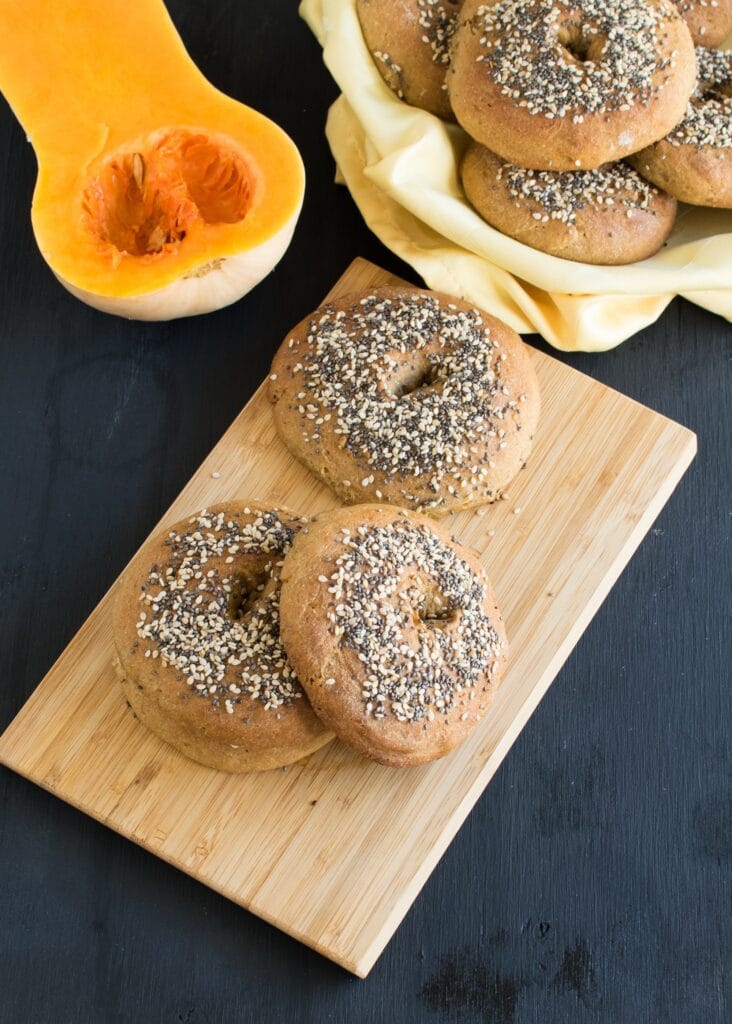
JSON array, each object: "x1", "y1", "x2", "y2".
[{"x1": 0, "y1": 3, "x2": 729, "y2": 1021}]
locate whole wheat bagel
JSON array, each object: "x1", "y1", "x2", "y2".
[
  {"x1": 357, "y1": 0, "x2": 463, "y2": 119},
  {"x1": 268, "y1": 286, "x2": 540, "y2": 515},
  {"x1": 629, "y1": 48, "x2": 732, "y2": 207},
  {"x1": 462, "y1": 142, "x2": 677, "y2": 263},
  {"x1": 279, "y1": 504, "x2": 508, "y2": 767},
  {"x1": 112, "y1": 502, "x2": 333, "y2": 772},
  {"x1": 672, "y1": 0, "x2": 732, "y2": 46},
  {"x1": 448, "y1": 0, "x2": 697, "y2": 170}
]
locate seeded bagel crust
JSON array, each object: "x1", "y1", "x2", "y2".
[
  {"x1": 672, "y1": 0, "x2": 732, "y2": 46},
  {"x1": 629, "y1": 48, "x2": 732, "y2": 207},
  {"x1": 268, "y1": 286, "x2": 540, "y2": 515},
  {"x1": 357, "y1": 0, "x2": 463, "y2": 119},
  {"x1": 112, "y1": 502, "x2": 333, "y2": 772},
  {"x1": 462, "y1": 143, "x2": 677, "y2": 263},
  {"x1": 448, "y1": 0, "x2": 697, "y2": 170},
  {"x1": 279, "y1": 504, "x2": 508, "y2": 767}
]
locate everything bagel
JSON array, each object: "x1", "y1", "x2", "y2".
[
  {"x1": 448, "y1": 0, "x2": 697, "y2": 170},
  {"x1": 461, "y1": 142, "x2": 678, "y2": 263},
  {"x1": 279, "y1": 504, "x2": 508, "y2": 767},
  {"x1": 629, "y1": 47, "x2": 732, "y2": 207},
  {"x1": 112, "y1": 503, "x2": 333, "y2": 772},
  {"x1": 268, "y1": 286, "x2": 540, "y2": 515},
  {"x1": 357, "y1": 0, "x2": 463, "y2": 119}
]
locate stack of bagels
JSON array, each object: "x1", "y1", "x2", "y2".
[
  {"x1": 357, "y1": 0, "x2": 732, "y2": 264},
  {"x1": 114, "y1": 285, "x2": 542, "y2": 772}
]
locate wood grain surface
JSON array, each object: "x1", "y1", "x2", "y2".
[
  {"x1": 0, "y1": 257, "x2": 695, "y2": 976},
  {"x1": 0, "y1": 1, "x2": 728, "y2": 1019}
]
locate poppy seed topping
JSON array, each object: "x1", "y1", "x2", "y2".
[
  {"x1": 497, "y1": 159, "x2": 663, "y2": 224},
  {"x1": 319, "y1": 516, "x2": 503, "y2": 723},
  {"x1": 470, "y1": 0, "x2": 681, "y2": 119},
  {"x1": 135, "y1": 508, "x2": 305, "y2": 713},
  {"x1": 667, "y1": 47, "x2": 732, "y2": 148},
  {"x1": 417, "y1": 0, "x2": 461, "y2": 66},
  {"x1": 272, "y1": 290, "x2": 535, "y2": 511}
]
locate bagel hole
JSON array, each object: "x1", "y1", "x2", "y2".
[
  {"x1": 701, "y1": 83, "x2": 730, "y2": 102},
  {"x1": 388, "y1": 358, "x2": 441, "y2": 399},
  {"x1": 227, "y1": 568, "x2": 272, "y2": 619},
  {"x1": 557, "y1": 25, "x2": 593, "y2": 64},
  {"x1": 413, "y1": 587, "x2": 457, "y2": 631}
]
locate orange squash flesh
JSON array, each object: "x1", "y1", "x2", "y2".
[{"x1": 0, "y1": 0, "x2": 305, "y2": 314}]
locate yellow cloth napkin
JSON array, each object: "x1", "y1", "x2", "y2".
[{"x1": 301, "y1": 0, "x2": 732, "y2": 350}]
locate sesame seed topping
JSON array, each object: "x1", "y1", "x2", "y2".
[
  {"x1": 666, "y1": 48, "x2": 732, "y2": 150},
  {"x1": 276, "y1": 291, "x2": 528, "y2": 511},
  {"x1": 496, "y1": 158, "x2": 662, "y2": 225},
  {"x1": 322, "y1": 517, "x2": 503, "y2": 723},
  {"x1": 470, "y1": 0, "x2": 681, "y2": 118},
  {"x1": 135, "y1": 508, "x2": 306, "y2": 714},
  {"x1": 417, "y1": 0, "x2": 461, "y2": 67},
  {"x1": 373, "y1": 50, "x2": 405, "y2": 98}
]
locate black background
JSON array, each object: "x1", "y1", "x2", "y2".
[{"x1": 0, "y1": 3, "x2": 729, "y2": 1022}]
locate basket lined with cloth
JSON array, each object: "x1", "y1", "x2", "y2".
[{"x1": 301, "y1": 0, "x2": 732, "y2": 351}]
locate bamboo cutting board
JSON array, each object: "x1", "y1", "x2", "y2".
[{"x1": 0, "y1": 259, "x2": 696, "y2": 977}]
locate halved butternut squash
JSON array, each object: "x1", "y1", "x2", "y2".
[{"x1": 0, "y1": 0, "x2": 305, "y2": 319}]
